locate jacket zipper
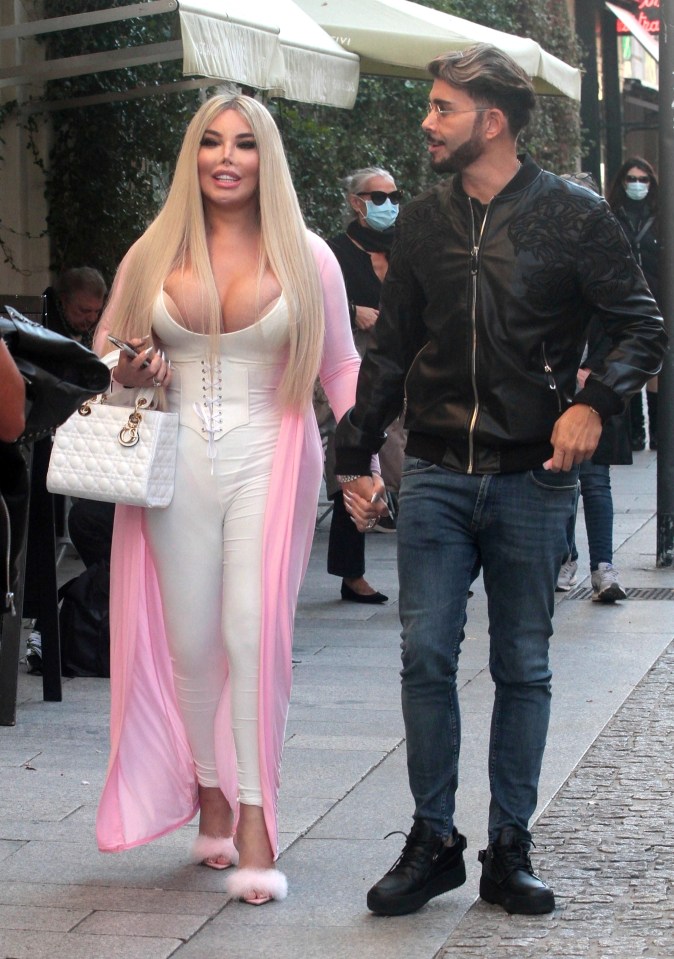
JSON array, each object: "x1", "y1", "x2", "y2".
[
  {"x1": 467, "y1": 199, "x2": 490, "y2": 474},
  {"x1": 542, "y1": 342, "x2": 562, "y2": 412},
  {"x1": 1, "y1": 494, "x2": 15, "y2": 615}
]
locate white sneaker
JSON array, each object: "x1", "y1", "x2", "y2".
[
  {"x1": 591, "y1": 563, "x2": 627, "y2": 603},
  {"x1": 556, "y1": 558, "x2": 578, "y2": 592},
  {"x1": 26, "y1": 630, "x2": 42, "y2": 657},
  {"x1": 25, "y1": 630, "x2": 42, "y2": 673}
]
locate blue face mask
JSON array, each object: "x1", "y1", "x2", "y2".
[
  {"x1": 625, "y1": 182, "x2": 649, "y2": 202},
  {"x1": 363, "y1": 199, "x2": 399, "y2": 231}
]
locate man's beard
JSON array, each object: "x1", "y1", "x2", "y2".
[{"x1": 429, "y1": 119, "x2": 486, "y2": 175}]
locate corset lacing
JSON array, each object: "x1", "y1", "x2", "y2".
[{"x1": 193, "y1": 357, "x2": 224, "y2": 470}]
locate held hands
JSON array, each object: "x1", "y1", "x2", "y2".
[
  {"x1": 112, "y1": 336, "x2": 172, "y2": 390},
  {"x1": 341, "y1": 473, "x2": 389, "y2": 532},
  {"x1": 543, "y1": 404, "x2": 603, "y2": 472}
]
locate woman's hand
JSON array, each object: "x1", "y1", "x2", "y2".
[
  {"x1": 111, "y1": 336, "x2": 172, "y2": 390},
  {"x1": 342, "y1": 473, "x2": 389, "y2": 532}
]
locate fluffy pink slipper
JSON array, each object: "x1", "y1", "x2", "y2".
[
  {"x1": 225, "y1": 868, "x2": 288, "y2": 905},
  {"x1": 191, "y1": 835, "x2": 239, "y2": 871}
]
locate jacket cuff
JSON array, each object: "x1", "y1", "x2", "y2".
[
  {"x1": 572, "y1": 378, "x2": 623, "y2": 423},
  {"x1": 334, "y1": 407, "x2": 387, "y2": 474}
]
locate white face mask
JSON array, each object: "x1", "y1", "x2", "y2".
[{"x1": 625, "y1": 182, "x2": 649, "y2": 202}]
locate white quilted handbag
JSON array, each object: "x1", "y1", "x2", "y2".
[{"x1": 47, "y1": 389, "x2": 178, "y2": 508}]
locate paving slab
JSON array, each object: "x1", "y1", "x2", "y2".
[{"x1": 0, "y1": 451, "x2": 671, "y2": 958}]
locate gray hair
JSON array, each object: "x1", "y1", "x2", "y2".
[{"x1": 341, "y1": 166, "x2": 395, "y2": 225}]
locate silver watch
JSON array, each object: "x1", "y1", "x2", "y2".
[{"x1": 336, "y1": 474, "x2": 363, "y2": 484}]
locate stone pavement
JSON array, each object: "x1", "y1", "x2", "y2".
[
  {"x1": 439, "y1": 643, "x2": 673, "y2": 959},
  {"x1": 0, "y1": 449, "x2": 672, "y2": 959}
]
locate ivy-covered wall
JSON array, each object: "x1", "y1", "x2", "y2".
[{"x1": 2, "y1": 0, "x2": 581, "y2": 284}]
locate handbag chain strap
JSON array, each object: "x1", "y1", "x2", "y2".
[{"x1": 76, "y1": 394, "x2": 150, "y2": 449}]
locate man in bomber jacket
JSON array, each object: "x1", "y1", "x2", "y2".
[{"x1": 334, "y1": 44, "x2": 667, "y2": 919}]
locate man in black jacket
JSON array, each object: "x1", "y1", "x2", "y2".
[{"x1": 334, "y1": 44, "x2": 666, "y2": 918}]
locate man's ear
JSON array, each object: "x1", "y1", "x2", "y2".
[{"x1": 483, "y1": 108, "x2": 509, "y2": 141}]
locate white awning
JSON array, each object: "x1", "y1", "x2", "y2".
[
  {"x1": 606, "y1": 2, "x2": 659, "y2": 62},
  {"x1": 179, "y1": 0, "x2": 360, "y2": 107},
  {"x1": 0, "y1": 0, "x2": 360, "y2": 109},
  {"x1": 295, "y1": 0, "x2": 581, "y2": 100}
]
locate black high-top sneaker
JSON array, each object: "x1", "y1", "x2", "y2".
[
  {"x1": 366, "y1": 819, "x2": 467, "y2": 916},
  {"x1": 478, "y1": 826, "x2": 555, "y2": 915}
]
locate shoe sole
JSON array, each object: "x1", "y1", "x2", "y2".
[
  {"x1": 479, "y1": 875, "x2": 555, "y2": 915},
  {"x1": 366, "y1": 861, "x2": 466, "y2": 916},
  {"x1": 592, "y1": 584, "x2": 627, "y2": 603}
]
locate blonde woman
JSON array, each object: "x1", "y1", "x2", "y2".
[{"x1": 93, "y1": 95, "x2": 386, "y2": 904}]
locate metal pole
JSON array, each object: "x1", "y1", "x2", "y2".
[{"x1": 657, "y1": 0, "x2": 674, "y2": 566}]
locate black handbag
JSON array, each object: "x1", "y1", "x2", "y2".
[{"x1": 0, "y1": 305, "x2": 111, "y2": 443}]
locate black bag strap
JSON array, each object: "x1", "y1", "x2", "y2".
[{"x1": 634, "y1": 216, "x2": 655, "y2": 246}]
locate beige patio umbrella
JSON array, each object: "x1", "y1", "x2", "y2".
[
  {"x1": 179, "y1": 0, "x2": 360, "y2": 107},
  {"x1": 294, "y1": 0, "x2": 581, "y2": 100}
]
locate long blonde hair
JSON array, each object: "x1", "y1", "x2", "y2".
[{"x1": 103, "y1": 95, "x2": 324, "y2": 409}]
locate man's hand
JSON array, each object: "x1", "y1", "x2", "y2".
[
  {"x1": 354, "y1": 306, "x2": 379, "y2": 331},
  {"x1": 544, "y1": 404, "x2": 603, "y2": 472},
  {"x1": 341, "y1": 474, "x2": 389, "y2": 531}
]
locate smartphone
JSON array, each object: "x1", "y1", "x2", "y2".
[{"x1": 107, "y1": 334, "x2": 151, "y2": 369}]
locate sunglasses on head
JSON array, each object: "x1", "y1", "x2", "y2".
[
  {"x1": 625, "y1": 174, "x2": 650, "y2": 183},
  {"x1": 356, "y1": 190, "x2": 402, "y2": 205}
]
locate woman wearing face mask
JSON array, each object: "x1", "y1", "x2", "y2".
[
  {"x1": 607, "y1": 157, "x2": 660, "y2": 450},
  {"x1": 322, "y1": 167, "x2": 405, "y2": 602}
]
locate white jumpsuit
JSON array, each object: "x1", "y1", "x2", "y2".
[{"x1": 144, "y1": 291, "x2": 289, "y2": 805}]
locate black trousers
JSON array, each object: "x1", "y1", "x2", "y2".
[
  {"x1": 67, "y1": 499, "x2": 115, "y2": 569},
  {"x1": 327, "y1": 490, "x2": 365, "y2": 579}
]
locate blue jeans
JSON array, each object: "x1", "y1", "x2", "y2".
[
  {"x1": 396, "y1": 459, "x2": 578, "y2": 843},
  {"x1": 566, "y1": 462, "x2": 613, "y2": 571}
]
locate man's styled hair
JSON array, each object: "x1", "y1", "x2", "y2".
[
  {"x1": 101, "y1": 94, "x2": 324, "y2": 410},
  {"x1": 428, "y1": 43, "x2": 536, "y2": 137}
]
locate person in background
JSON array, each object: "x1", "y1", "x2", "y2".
[
  {"x1": 606, "y1": 158, "x2": 660, "y2": 451},
  {"x1": 556, "y1": 321, "x2": 631, "y2": 601},
  {"x1": 324, "y1": 166, "x2": 405, "y2": 603},
  {"x1": 93, "y1": 94, "x2": 377, "y2": 905},
  {"x1": 0, "y1": 341, "x2": 27, "y2": 620},
  {"x1": 556, "y1": 173, "x2": 629, "y2": 603},
  {"x1": 0, "y1": 339, "x2": 26, "y2": 442},
  {"x1": 335, "y1": 44, "x2": 666, "y2": 918},
  {"x1": 45, "y1": 267, "x2": 108, "y2": 350},
  {"x1": 24, "y1": 268, "x2": 112, "y2": 671}
]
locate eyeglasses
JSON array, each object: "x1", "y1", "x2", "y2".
[
  {"x1": 426, "y1": 102, "x2": 491, "y2": 117},
  {"x1": 625, "y1": 174, "x2": 650, "y2": 183},
  {"x1": 356, "y1": 190, "x2": 402, "y2": 205}
]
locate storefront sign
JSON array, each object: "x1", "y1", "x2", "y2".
[{"x1": 616, "y1": 0, "x2": 660, "y2": 35}]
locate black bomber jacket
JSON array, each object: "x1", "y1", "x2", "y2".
[{"x1": 334, "y1": 156, "x2": 667, "y2": 476}]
